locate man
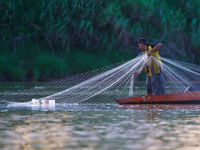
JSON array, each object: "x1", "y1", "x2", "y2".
[{"x1": 135, "y1": 38, "x2": 165, "y2": 96}]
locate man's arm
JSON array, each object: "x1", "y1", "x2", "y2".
[
  {"x1": 147, "y1": 43, "x2": 163, "y2": 56},
  {"x1": 134, "y1": 66, "x2": 145, "y2": 77}
]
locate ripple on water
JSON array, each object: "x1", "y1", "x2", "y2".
[{"x1": 1, "y1": 103, "x2": 200, "y2": 149}]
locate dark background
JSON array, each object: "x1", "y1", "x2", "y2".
[{"x1": 0, "y1": 0, "x2": 199, "y2": 81}]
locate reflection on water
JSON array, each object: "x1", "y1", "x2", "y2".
[
  {"x1": 1, "y1": 82, "x2": 200, "y2": 149},
  {"x1": 1, "y1": 104, "x2": 200, "y2": 150}
]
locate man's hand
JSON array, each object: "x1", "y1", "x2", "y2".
[
  {"x1": 148, "y1": 43, "x2": 163, "y2": 56},
  {"x1": 147, "y1": 50, "x2": 152, "y2": 56},
  {"x1": 134, "y1": 67, "x2": 145, "y2": 77},
  {"x1": 134, "y1": 71, "x2": 140, "y2": 77}
]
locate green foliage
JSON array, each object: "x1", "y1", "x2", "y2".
[
  {"x1": 0, "y1": 55, "x2": 25, "y2": 81},
  {"x1": 0, "y1": 0, "x2": 200, "y2": 81},
  {"x1": 64, "y1": 49, "x2": 133, "y2": 74},
  {"x1": 34, "y1": 54, "x2": 67, "y2": 80}
]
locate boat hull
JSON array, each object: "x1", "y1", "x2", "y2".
[{"x1": 116, "y1": 91, "x2": 200, "y2": 104}]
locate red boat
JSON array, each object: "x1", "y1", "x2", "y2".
[{"x1": 116, "y1": 91, "x2": 200, "y2": 104}]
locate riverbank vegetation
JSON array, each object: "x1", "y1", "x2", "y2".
[{"x1": 0, "y1": 0, "x2": 199, "y2": 81}]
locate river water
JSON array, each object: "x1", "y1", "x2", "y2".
[{"x1": 1, "y1": 83, "x2": 200, "y2": 150}]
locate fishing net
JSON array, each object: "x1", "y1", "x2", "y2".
[{"x1": 1, "y1": 53, "x2": 200, "y2": 104}]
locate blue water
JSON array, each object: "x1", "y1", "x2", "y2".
[
  {"x1": 1, "y1": 103, "x2": 200, "y2": 150},
  {"x1": 1, "y1": 83, "x2": 200, "y2": 150}
]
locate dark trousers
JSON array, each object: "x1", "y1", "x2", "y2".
[{"x1": 146, "y1": 73, "x2": 165, "y2": 95}]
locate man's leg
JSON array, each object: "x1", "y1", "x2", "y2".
[
  {"x1": 151, "y1": 74, "x2": 165, "y2": 95},
  {"x1": 146, "y1": 76, "x2": 152, "y2": 95}
]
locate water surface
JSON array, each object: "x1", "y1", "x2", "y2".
[{"x1": 1, "y1": 83, "x2": 200, "y2": 150}]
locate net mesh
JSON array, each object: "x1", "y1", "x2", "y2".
[{"x1": 1, "y1": 53, "x2": 200, "y2": 104}]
